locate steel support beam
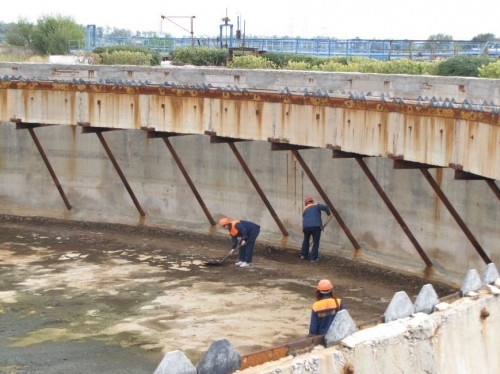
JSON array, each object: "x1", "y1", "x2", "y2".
[
  {"x1": 12, "y1": 121, "x2": 72, "y2": 210},
  {"x1": 355, "y1": 157, "x2": 432, "y2": 267},
  {"x1": 449, "y1": 163, "x2": 500, "y2": 201},
  {"x1": 206, "y1": 132, "x2": 289, "y2": 236},
  {"x1": 228, "y1": 142, "x2": 289, "y2": 236},
  {"x1": 161, "y1": 136, "x2": 216, "y2": 226},
  {"x1": 419, "y1": 168, "x2": 491, "y2": 264},
  {"x1": 81, "y1": 126, "x2": 145, "y2": 217},
  {"x1": 486, "y1": 180, "x2": 500, "y2": 201},
  {"x1": 291, "y1": 149, "x2": 360, "y2": 250}
]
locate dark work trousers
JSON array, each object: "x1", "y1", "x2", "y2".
[
  {"x1": 239, "y1": 226, "x2": 261, "y2": 263},
  {"x1": 300, "y1": 226, "x2": 322, "y2": 261}
]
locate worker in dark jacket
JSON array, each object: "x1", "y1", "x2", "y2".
[
  {"x1": 219, "y1": 218, "x2": 261, "y2": 268},
  {"x1": 308, "y1": 279, "x2": 345, "y2": 336},
  {"x1": 300, "y1": 197, "x2": 331, "y2": 263}
]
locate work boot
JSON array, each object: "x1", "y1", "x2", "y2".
[
  {"x1": 239, "y1": 262, "x2": 250, "y2": 267},
  {"x1": 235, "y1": 261, "x2": 242, "y2": 266}
]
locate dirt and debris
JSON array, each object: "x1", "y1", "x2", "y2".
[{"x1": 0, "y1": 214, "x2": 457, "y2": 373}]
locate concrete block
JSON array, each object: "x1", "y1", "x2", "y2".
[
  {"x1": 460, "y1": 269, "x2": 482, "y2": 296},
  {"x1": 486, "y1": 284, "x2": 500, "y2": 296},
  {"x1": 414, "y1": 284, "x2": 440, "y2": 314},
  {"x1": 482, "y1": 263, "x2": 499, "y2": 285},
  {"x1": 383, "y1": 291, "x2": 414, "y2": 323},
  {"x1": 197, "y1": 338, "x2": 241, "y2": 374},
  {"x1": 153, "y1": 350, "x2": 196, "y2": 374},
  {"x1": 325, "y1": 309, "x2": 357, "y2": 347},
  {"x1": 434, "y1": 302, "x2": 450, "y2": 311}
]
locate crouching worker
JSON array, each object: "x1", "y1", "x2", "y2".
[
  {"x1": 219, "y1": 218, "x2": 261, "y2": 268},
  {"x1": 308, "y1": 279, "x2": 345, "y2": 336}
]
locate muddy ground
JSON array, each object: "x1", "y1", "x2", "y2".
[{"x1": 0, "y1": 214, "x2": 458, "y2": 373}]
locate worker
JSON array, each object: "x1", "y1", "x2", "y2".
[
  {"x1": 219, "y1": 218, "x2": 261, "y2": 268},
  {"x1": 300, "y1": 197, "x2": 331, "y2": 263},
  {"x1": 308, "y1": 279, "x2": 345, "y2": 336}
]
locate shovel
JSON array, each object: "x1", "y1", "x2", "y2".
[{"x1": 204, "y1": 245, "x2": 241, "y2": 266}]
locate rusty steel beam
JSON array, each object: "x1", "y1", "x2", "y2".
[
  {"x1": 161, "y1": 136, "x2": 216, "y2": 226},
  {"x1": 291, "y1": 149, "x2": 361, "y2": 250},
  {"x1": 486, "y1": 180, "x2": 500, "y2": 201},
  {"x1": 13, "y1": 123, "x2": 72, "y2": 210},
  {"x1": 449, "y1": 163, "x2": 500, "y2": 201},
  {"x1": 227, "y1": 142, "x2": 289, "y2": 237},
  {"x1": 239, "y1": 335, "x2": 325, "y2": 370},
  {"x1": 355, "y1": 157, "x2": 432, "y2": 267},
  {"x1": 240, "y1": 345, "x2": 288, "y2": 371},
  {"x1": 206, "y1": 132, "x2": 288, "y2": 235},
  {"x1": 419, "y1": 168, "x2": 491, "y2": 264},
  {"x1": 82, "y1": 128, "x2": 146, "y2": 217}
]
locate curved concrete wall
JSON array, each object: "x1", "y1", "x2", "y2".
[{"x1": 0, "y1": 63, "x2": 499, "y2": 285}]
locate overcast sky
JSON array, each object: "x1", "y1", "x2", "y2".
[{"x1": 2, "y1": 0, "x2": 499, "y2": 40}]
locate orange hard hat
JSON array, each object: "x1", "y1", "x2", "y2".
[
  {"x1": 305, "y1": 197, "x2": 314, "y2": 204},
  {"x1": 219, "y1": 217, "x2": 231, "y2": 227},
  {"x1": 317, "y1": 279, "x2": 333, "y2": 292}
]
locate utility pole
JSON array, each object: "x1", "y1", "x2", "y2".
[{"x1": 161, "y1": 15, "x2": 196, "y2": 46}]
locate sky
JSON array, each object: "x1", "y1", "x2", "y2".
[{"x1": 1, "y1": 0, "x2": 500, "y2": 40}]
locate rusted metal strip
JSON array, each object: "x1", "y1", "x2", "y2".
[
  {"x1": 292, "y1": 149, "x2": 361, "y2": 250},
  {"x1": 228, "y1": 142, "x2": 289, "y2": 237},
  {"x1": 24, "y1": 127, "x2": 72, "y2": 210},
  {"x1": 240, "y1": 345, "x2": 288, "y2": 371},
  {"x1": 356, "y1": 157, "x2": 432, "y2": 267},
  {"x1": 287, "y1": 335, "x2": 326, "y2": 356},
  {"x1": 94, "y1": 131, "x2": 146, "y2": 217},
  {"x1": 162, "y1": 137, "x2": 216, "y2": 226},
  {"x1": 486, "y1": 180, "x2": 500, "y2": 201},
  {"x1": 420, "y1": 168, "x2": 491, "y2": 264}
]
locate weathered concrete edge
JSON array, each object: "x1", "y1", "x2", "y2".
[{"x1": 235, "y1": 284, "x2": 500, "y2": 373}]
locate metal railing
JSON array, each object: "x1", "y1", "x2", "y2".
[{"x1": 68, "y1": 37, "x2": 500, "y2": 61}]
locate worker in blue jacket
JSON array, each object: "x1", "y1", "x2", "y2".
[
  {"x1": 219, "y1": 218, "x2": 261, "y2": 268},
  {"x1": 308, "y1": 279, "x2": 345, "y2": 336},
  {"x1": 300, "y1": 197, "x2": 331, "y2": 263}
]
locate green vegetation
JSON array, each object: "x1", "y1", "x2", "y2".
[
  {"x1": 92, "y1": 46, "x2": 162, "y2": 66},
  {"x1": 478, "y1": 60, "x2": 500, "y2": 78},
  {"x1": 0, "y1": 21, "x2": 499, "y2": 77},
  {"x1": 169, "y1": 47, "x2": 227, "y2": 66},
  {"x1": 436, "y1": 56, "x2": 492, "y2": 77}
]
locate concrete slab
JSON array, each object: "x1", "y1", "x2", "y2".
[
  {"x1": 384, "y1": 291, "x2": 414, "y2": 323},
  {"x1": 325, "y1": 310, "x2": 357, "y2": 347},
  {"x1": 482, "y1": 263, "x2": 499, "y2": 285},
  {"x1": 460, "y1": 269, "x2": 482, "y2": 296},
  {"x1": 414, "y1": 284, "x2": 440, "y2": 314}
]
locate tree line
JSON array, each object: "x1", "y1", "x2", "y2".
[{"x1": 0, "y1": 15, "x2": 499, "y2": 56}]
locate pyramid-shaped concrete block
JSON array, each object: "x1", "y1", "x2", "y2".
[
  {"x1": 482, "y1": 263, "x2": 499, "y2": 285},
  {"x1": 384, "y1": 291, "x2": 414, "y2": 323},
  {"x1": 414, "y1": 284, "x2": 440, "y2": 314},
  {"x1": 197, "y1": 338, "x2": 241, "y2": 374},
  {"x1": 325, "y1": 309, "x2": 357, "y2": 347},
  {"x1": 461, "y1": 269, "x2": 482, "y2": 296},
  {"x1": 153, "y1": 350, "x2": 196, "y2": 374}
]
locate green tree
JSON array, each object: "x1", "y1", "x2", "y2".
[
  {"x1": 471, "y1": 33, "x2": 497, "y2": 42},
  {"x1": 428, "y1": 33, "x2": 453, "y2": 41},
  {"x1": 6, "y1": 18, "x2": 35, "y2": 46},
  {"x1": 32, "y1": 14, "x2": 85, "y2": 55},
  {"x1": 436, "y1": 56, "x2": 491, "y2": 77}
]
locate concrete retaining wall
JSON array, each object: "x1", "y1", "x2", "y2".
[
  {"x1": 1, "y1": 63, "x2": 499, "y2": 285},
  {"x1": 237, "y1": 288, "x2": 500, "y2": 374}
]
